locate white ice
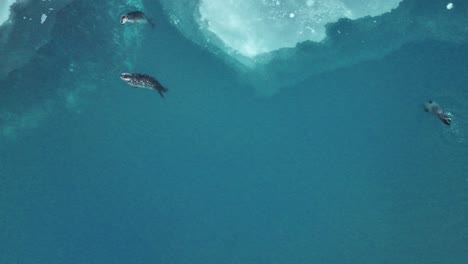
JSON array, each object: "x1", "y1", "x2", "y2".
[
  {"x1": 0, "y1": 0, "x2": 16, "y2": 25},
  {"x1": 198, "y1": 0, "x2": 402, "y2": 57}
]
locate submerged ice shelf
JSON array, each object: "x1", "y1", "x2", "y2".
[
  {"x1": 197, "y1": 0, "x2": 403, "y2": 57},
  {"x1": 159, "y1": 0, "x2": 468, "y2": 96},
  {"x1": 0, "y1": 0, "x2": 16, "y2": 25},
  {"x1": 0, "y1": 0, "x2": 145, "y2": 140}
]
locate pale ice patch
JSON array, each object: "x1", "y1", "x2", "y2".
[
  {"x1": 0, "y1": 0, "x2": 16, "y2": 25},
  {"x1": 446, "y1": 3, "x2": 454, "y2": 10},
  {"x1": 198, "y1": 0, "x2": 402, "y2": 57},
  {"x1": 41, "y1": 14, "x2": 47, "y2": 24}
]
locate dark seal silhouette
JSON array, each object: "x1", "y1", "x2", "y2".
[
  {"x1": 120, "y1": 73, "x2": 168, "y2": 98},
  {"x1": 120, "y1": 11, "x2": 154, "y2": 28},
  {"x1": 424, "y1": 100, "x2": 451, "y2": 125}
]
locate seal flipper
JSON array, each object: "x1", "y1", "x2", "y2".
[
  {"x1": 148, "y1": 18, "x2": 155, "y2": 29},
  {"x1": 157, "y1": 89, "x2": 165, "y2": 98},
  {"x1": 155, "y1": 84, "x2": 168, "y2": 98}
]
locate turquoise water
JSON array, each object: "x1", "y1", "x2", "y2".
[{"x1": 1, "y1": 0, "x2": 468, "y2": 263}]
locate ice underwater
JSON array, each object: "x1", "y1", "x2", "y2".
[
  {"x1": 159, "y1": 0, "x2": 466, "y2": 94},
  {"x1": 0, "y1": 0, "x2": 467, "y2": 137}
]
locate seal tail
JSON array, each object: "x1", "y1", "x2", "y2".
[
  {"x1": 146, "y1": 16, "x2": 155, "y2": 29},
  {"x1": 156, "y1": 85, "x2": 168, "y2": 98}
]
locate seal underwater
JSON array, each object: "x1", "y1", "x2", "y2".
[
  {"x1": 120, "y1": 73, "x2": 168, "y2": 98},
  {"x1": 424, "y1": 100, "x2": 451, "y2": 125},
  {"x1": 120, "y1": 11, "x2": 155, "y2": 28}
]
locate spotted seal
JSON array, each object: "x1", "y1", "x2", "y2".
[{"x1": 120, "y1": 73, "x2": 168, "y2": 98}]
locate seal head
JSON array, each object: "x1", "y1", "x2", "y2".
[
  {"x1": 438, "y1": 113, "x2": 452, "y2": 125},
  {"x1": 424, "y1": 100, "x2": 451, "y2": 125},
  {"x1": 120, "y1": 15, "x2": 129, "y2": 24},
  {"x1": 120, "y1": 72, "x2": 133, "y2": 82}
]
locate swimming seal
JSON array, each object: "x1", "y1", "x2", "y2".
[
  {"x1": 120, "y1": 73, "x2": 168, "y2": 98},
  {"x1": 424, "y1": 100, "x2": 451, "y2": 125},
  {"x1": 120, "y1": 11, "x2": 155, "y2": 28}
]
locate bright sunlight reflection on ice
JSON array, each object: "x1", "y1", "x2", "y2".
[{"x1": 198, "y1": 0, "x2": 402, "y2": 57}]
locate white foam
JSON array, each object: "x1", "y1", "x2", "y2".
[
  {"x1": 446, "y1": 3, "x2": 454, "y2": 10},
  {"x1": 0, "y1": 0, "x2": 16, "y2": 25},
  {"x1": 198, "y1": 0, "x2": 402, "y2": 57}
]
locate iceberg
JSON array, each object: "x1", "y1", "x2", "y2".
[
  {"x1": 197, "y1": 0, "x2": 402, "y2": 57},
  {"x1": 1, "y1": 0, "x2": 468, "y2": 139},
  {"x1": 161, "y1": 0, "x2": 402, "y2": 58},
  {"x1": 160, "y1": 0, "x2": 468, "y2": 95}
]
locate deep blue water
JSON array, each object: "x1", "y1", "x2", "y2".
[{"x1": 1, "y1": 0, "x2": 468, "y2": 263}]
